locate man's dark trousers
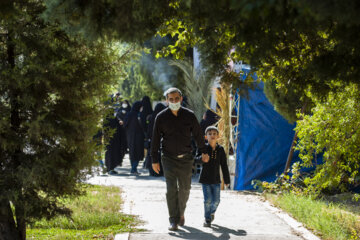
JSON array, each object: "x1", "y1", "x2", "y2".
[{"x1": 162, "y1": 154, "x2": 193, "y2": 224}]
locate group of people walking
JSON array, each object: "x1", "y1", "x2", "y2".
[
  {"x1": 103, "y1": 87, "x2": 230, "y2": 230},
  {"x1": 103, "y1": 94, "x2": 163, "y2": 176}
]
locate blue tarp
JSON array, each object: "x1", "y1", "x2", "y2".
[{"x1": 233, "y1": 73, "x2": 297, "y2": 190}]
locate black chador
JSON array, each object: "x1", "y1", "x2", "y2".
[
  {"x1": 124, "y1": 101, "x2": 145, "y2": 173},
  {"x1": 145, "y1": 102, "x2": 166, "y2": 176},
  {"x1": 104, "y1": 114, "x2": 124, "y2": 173},
  {"x1": 116, "y1": 100, "x2": 131, "y2": 158}
]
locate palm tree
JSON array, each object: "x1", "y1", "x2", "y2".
[{"x1": 169, "y1": 59, "x2": 214, "y2": 121}]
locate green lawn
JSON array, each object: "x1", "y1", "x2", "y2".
[
  {"x1": 27, "y1": 185, "x2": 141, "y2": 239},
  {"x1": 266, "y1": 193, "x2": 360, "y2": 240}
]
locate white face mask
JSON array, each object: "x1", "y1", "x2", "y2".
[
  {"x1": 122, "y1": 103, "x2": 128, "y2": 108},
  {"x1": 168, "y1": 101, "x2": 181, "y2": 111}
]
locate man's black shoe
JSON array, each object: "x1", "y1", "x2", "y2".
[
  {"x1": 211, "y1": 213, "x2": 215, "y2": 222},
  {"x1": 108, "y1": 170, "x2": 118, "y2": 175},
  {"x1": 168, "y1": 223, "x2": 178, "y2": 231}
]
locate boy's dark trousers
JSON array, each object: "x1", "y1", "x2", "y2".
[{"x1": 162, "y1": 153, "x2": 193, "y2": 224}]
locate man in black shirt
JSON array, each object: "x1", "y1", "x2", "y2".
[{"x1": 151, "y1": 87, "x2": 209, "y2": 231}]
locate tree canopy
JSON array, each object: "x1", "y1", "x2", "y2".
[
  {"x1": 44, "y1": 0, "x2": 360, "y2": 98},
  {"x1": 264, "y1": 78, "x2": 312, "y2": 124}
]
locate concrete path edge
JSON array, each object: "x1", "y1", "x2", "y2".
[{"x1": 262, "y1": 201, "x2": 320, "y2": 240}]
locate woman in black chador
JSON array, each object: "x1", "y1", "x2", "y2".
[
  {"x1": 117, "y1": 100, "x2": 131, "y2": 120},
  {"x1": 200, "y1": 109, "x2": 219, "y2": 135},
  {"x1": 104, "y1": 96, "x2": 126, "y2": 175},
  {"x1": 124, "y1": 101, "x2": 144, "y2": 175},
  {"x1": 140, "y1": 96, "x2": 153, "y2": 168},
  {"x1": 145, "y1": 102, "x2": 166, "y2": 176},
  {"x1": 116, "y1": 100, "x2": 131, "y2": 157},
  {"x1": 104, "y1": 117, "x2": 123, "y2": 174},
  {"x1": 140, "y1": 96, "x2": 153, "y2": 134}
]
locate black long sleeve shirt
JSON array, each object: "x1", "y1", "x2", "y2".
[
  {"x1": 196, "y1": 143, "x2": 230, "y2": 185},
  {"x1": 151, "y1": 107, "x2": 206, "y2": 162}
]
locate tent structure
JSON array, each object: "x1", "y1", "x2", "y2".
[
  {"x1": 194, "y1": 49, "x2": 299, "y2": 190},
  {"x1": 232, "y1": 67, "x2": 298, "y2": 190}
]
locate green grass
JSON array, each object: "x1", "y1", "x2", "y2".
[
  {"x1": 266, "y1": 193, "x2": 360, "y2": 240},
  {"x1": 27, "y1": 185, "x2": 141, "y2": 239}
]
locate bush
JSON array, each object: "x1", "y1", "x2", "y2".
[{"x1": 295, "y1": 84, "x2": 360, "y2": 195}]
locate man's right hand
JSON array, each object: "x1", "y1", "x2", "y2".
[{"x1": 152, "y1": 163, "x2": 160, "y2": 174}]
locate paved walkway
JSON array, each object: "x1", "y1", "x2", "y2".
[{"x1": 88, "y1": 155, "x2": 320, "y2": 240}]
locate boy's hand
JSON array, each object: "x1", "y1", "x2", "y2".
[{"x1": 201, "y1": 153, "x2": 209, "y2": 163}]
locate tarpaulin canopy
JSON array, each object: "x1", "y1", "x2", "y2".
[{"x1": 233, "y1": 71, "x2": 297, "y2": 190}]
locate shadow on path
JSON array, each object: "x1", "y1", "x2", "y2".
[
  {"x1": 167, "y1": 225, "x2": 247, "y2": 240},
  {"x1": 98, "y1": 165, "x2": 202, "y2": 184}
]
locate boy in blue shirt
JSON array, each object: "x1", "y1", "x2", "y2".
[{"x1": 198, "y1": 126, "x2": 230, "y2": 227}]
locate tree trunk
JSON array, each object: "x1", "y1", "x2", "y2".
[
  {"x1": 283, "y1": 102, "x2": 307, "y2": 175},
  {"x1": 15, "y1": 205, "x2": 26, "y2": 240},
  {"x1": 4, "y1": 31, "x2": 26, "y2": 240},
  {"x1": 0, "y1": 201, "x2": 21, "y2": 240},
  {"x1": 283, "y1": 131, "x2": 298, "y2": 174}
]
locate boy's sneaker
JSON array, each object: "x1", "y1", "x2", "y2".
[
  {"x1": 130, "y1": 171, "x2": 141, "y2": 176},
  {"x1": 203, "y1": 220, "x2": 211, "y2": 227},
  {"x1": 211, "y1": 213, "x2": 215, "y2": 222}
]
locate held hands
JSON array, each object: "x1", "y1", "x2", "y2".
[
  {"x1": 152, "y1": 163, "x2": 160, "y2": 174},
  {"x1": 201, "y1": 153, "x2": 209, "y2": 163}
]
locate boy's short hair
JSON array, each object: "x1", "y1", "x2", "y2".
[
  {"x1": 164, "y1": 87, "x2": 182, "y2": 98},
  {"x1": 205, "y1": 126, "x2": 219, "y2": 135}
]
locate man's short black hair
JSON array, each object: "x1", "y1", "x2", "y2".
[
  {"x1": 164, "y1": 87, "x2": 182, "y2": 98},
  {"x1": 205, "y1": 126, "x2": 219, "y2": 134}
]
